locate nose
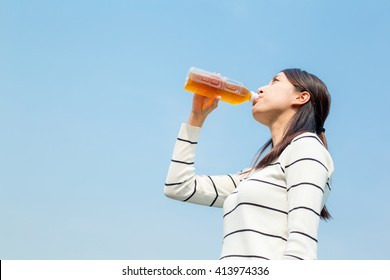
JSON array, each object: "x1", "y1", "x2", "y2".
[{"x1": 257, "y1": 87, "x2": 265, "y2": 95}]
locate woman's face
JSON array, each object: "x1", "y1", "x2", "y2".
[{"x1": 252, "y1": 72, "x2": 301, "y2": 126}]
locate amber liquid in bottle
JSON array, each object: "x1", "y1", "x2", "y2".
[{"x1": 184, "y1": 68, "x2": 255, "y2": 105}]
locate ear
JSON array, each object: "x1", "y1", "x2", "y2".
[{"x1": 292, "y1": 91, "x2": 310, "y2": 106}]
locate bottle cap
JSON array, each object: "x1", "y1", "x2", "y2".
[{"x1": 250, "y1": 91, "x2": 258, "y2": 101}]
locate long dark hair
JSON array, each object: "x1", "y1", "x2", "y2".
[{"x1": 253, "y1": 68, "x2": 332, "y2": 220}]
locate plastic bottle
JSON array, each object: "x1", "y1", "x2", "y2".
[{"x1": 184, "y1": 67, "x2": 257, "y2": 105}]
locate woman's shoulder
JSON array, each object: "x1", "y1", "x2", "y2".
[
  {"x1": 280, "y1": 131, "x2": 333, "y2": 171},
  {"x1": 290, "y1": 131, "x2": 325, "y2": 147},
  {"x1": 283, "y1": 131, "x2": 334, "y2": 172}
]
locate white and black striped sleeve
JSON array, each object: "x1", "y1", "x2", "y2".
[
  {"x1": 164, "y1": 123, "x2": 244, "y2": 208},
  {"x1": 280, "y1": 134, "x2": 334, "y2": 260}
]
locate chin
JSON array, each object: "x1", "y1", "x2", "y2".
[{"x1": 252, "y1": 111, "x2": 268, "y2": 126}]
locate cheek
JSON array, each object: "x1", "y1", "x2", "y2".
[
  {"x1": 252, "y1": 95, "x2": 290, "y2": 116},
  {"x1": 255, "y1": 95, "x2": 279, "y2": 110},
  {"x1": 267, "y1": 92, "x2": 292, "y2": 108}
]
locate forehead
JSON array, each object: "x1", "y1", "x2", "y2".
[
  {"x1": 270, "y1": 72, "x2": 295, "y2": 88},
  {"x1": 274, "y1": 72, "x2": 287, "y2": 79}
]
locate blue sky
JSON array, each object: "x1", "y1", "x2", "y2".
[{"x1": 0, "y1": 0, "x2": 389, "y2": 260}]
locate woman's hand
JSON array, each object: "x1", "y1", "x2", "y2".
[{"x1": 187, "y1": 94, "x2": 220, "y2": 127}]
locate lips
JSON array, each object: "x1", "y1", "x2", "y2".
[{"x1": 252, "y1": 97, "x2": 260, "y2": 106}]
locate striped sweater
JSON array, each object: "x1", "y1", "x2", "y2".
[{"x1": 164, "y1": 123, "x2": 334, "y2": 260}]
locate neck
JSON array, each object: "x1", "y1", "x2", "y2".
[
  {"x1": 268, "y1": 111, "x2": 296, "y2": 146},
  {"x1": 269, "y1": 122, "x2": 287, "y2": 147}
]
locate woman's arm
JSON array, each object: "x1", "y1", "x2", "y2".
[
  {"x1": 164, "y1": 122, "x2": 247, "y2": 207},
  {"x1": 165, "y1": 94, "x2": 244, "y2": 207},
  {"x1": 280, "y1": 134, "x2": 334, "y2": 259}
]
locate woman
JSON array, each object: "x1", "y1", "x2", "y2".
[{"x1": 164, "y1": 68, "x2": 334, "y2": 260}]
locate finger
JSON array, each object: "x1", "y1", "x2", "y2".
[
  {"x1": 212, "y1": 96, "x2": 221, "y2": 108},
  {"x1": 205, "y1": 96, "x2": 218, "y2": 109}
]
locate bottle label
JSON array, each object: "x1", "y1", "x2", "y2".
[
  {"x1": 190, "y1": 72, "x2": 223, "y2": 89},
  {"x1": 223, "y1": 80, "x2": 245, "y2": 96},
  {"x1": 189, "y1": 73, "x2": 245, "y2": 96}
]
